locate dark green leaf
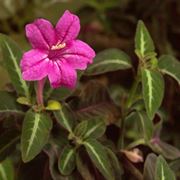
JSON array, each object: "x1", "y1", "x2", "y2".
[
  {"x1": 0, "y1": 130, "x2": 20, "y2": 161},
  {"x1": 85, "y1": 48, "x2": 132, "y2": 76},
  {"x1": 137, "y1": 111, "x2": 153, "y2": 142},
  {"x1": 21, "y1": 110, "x2": 52, "y2": 162},
  {"x1": 155, "y1": 155, "x2": 176, "y2": 180},
  {"x1": 45, "y1": 86, "x2": 72, "y2": 101},
  {"x1": 150, "y1": 140, "x2": 180, "y2": 160},
  {"x1": 76, "y1": 152, "x2": 94, "y2": 180},
  {"x1": 58, "y1": 145, "x2": 76, "y2": 175},
  {"x1": 158, "y1": 55, "x2": 180, "y2": 85},
  {"x1": 0, "y1": 91, "x2": 23, "y2": 115},
  {"x1": 0, "y1": 158, "x2": 14, "y2": 180},
  {"x1": 106, "y1": 148, "x2": 123, "y2": 179},
  {"x1": 0, "y1": 34, "x2": 30, "y2": 98},
  {"x1": 135, "y1": 20, "x2": 155, "y2": 59},
  {"x1": 54, "y1": 103, "x2": 74, "y2": 132},
  {"x1": 142, "y1": 69, "x2": 164, "y2": 119},
  {"x1": 143, "y1": 153, "x2": 157, "y2": 180},
  {"x1": 169, "y1": 158, "x2": 180, "y2": 174},
  {"x1": 84, "y1": 139, "x2": 114, "y2": 180},
  {"x1": 74, "y1": 119, "x2": 106, "y2": 140}
]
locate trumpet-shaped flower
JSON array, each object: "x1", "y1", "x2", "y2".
[{"x1": 20, "y1": 10, "x2": 95, "y2": 88}]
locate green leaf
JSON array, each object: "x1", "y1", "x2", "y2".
[
  {"x1": 0, "y1": 158, "x2": 14, "y2": 180},
  {"x1": 143, "y1": 153, "x2": 157, "y2": 180},
  {"x1": 17, "y1": 96, "x2": 31, "y2": 106},
  {"x1": 0, "y1": 34, "x2": 30, "y2": 98},
  {"x1": 0, "y1": 91, "x2": 23, "y2": 115},
  {"x1": 137, "y1": 111, "x2": 153, "y2": 142},
  {"x1": 106, "y1": 148, "x2": 123, "y2": 179},
  {"x1": 58, "y1": 145, "x2": 76, "y2": 175},
  {"x1": 150, "y1": 140, "x2": 180, "y2": 160},
  {"x1": 45, "y1": 86, "x2": 72, "y2": 101},
  {"x1": 135, "y1": 20, "x2": 155, "y2": 59},
  {"x1": 0, "y1": 130, "x2": 20, "y2": 161},
  {"x1": 74, "y1": 119, "x2": 106, "y2": 140},
  {"x1": 85, "y1": 48, "x2": 132, "y2": 76},
  {"x1": 158, "y1": 55, "x2": 180, "y2": 85},
  {"x1": 155, "y1": 155, "x2": 176, "y2": 180},
  {"x1": 84, "y1": 139, "x2": 114, "y2": 180},
  {"x1": 21, "y1": 110, "x2": 52, "y2": 162},
  {"x1": 76, "y1": 152, "x2": 94, "y2": 180},
  {"x1": 54, "y1": 103, "x2": 74, "y2": 132},
  {"x1": 142, "y1": 69, "x2": 164, "y2": 119}
]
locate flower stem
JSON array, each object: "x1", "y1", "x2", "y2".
[{"x1": 36, "y1": 78, "x2": 46, "y2": 107}]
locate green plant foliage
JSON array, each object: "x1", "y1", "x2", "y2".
[
  {"x1": 141, "y1": 69, "x2": 164, "y2": 119},
  {"x1": 84, "y1": 139, "x2": 114, "y2": 180},
  {"x1": 150, "y1": 140, "x2": 180, "y2": 160},
  {"x1": 135, "y1": 20, "x2": 155, "y2": 60},
  {"x1": 76, "y1": 152, "x2": 95, "y2": 180},
  {"x1": 74, "y1": 118, "x2": 106, "y2": 140},
  {"x1": 85, "y1": 48, "x2": 132, "y2": 76},
  {"x1": 58, "y1": 145, "x2": 76, "y2": 175},
  {"x1": 0, "y1": 91, "x2": 23, "y2": 115},
  {"x1": 0, "y1": 158, "x2": 14, "y2": 180},
  {"x1": 0, "y1": 130, "x2": 20, "y2": 162},
  {"x1": 106, "y1": 148, "x2": 123, "y2": 179},
  {"x1": 158, "y1": 55, "x2": 180, "y2": 85},
  {"x1": 143, "y1": 153, "x2": 157, "y2": 180},
  {"x1": 155, "y1": 155, "x2": 176, "y2": 180},
  {"x1": 21, "y1": 110, "x2": 52, "y2": 162},
  {"x1": 54, "y1": 103, "x2": 74, "y2": 132},
  {"x1": 0, "y1": 34, "x2": 30, "y2": 99},
  {"x1": 136, "y1": 111, "x2": 153, "y2": 142}
]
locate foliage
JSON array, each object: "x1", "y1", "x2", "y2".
[{"x1": 0, "y1": 1, "x2": 180, "y2": 180}]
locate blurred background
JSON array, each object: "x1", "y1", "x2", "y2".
[{"x1": 0, "y1": 0, "x2": 179, "y2": 149}]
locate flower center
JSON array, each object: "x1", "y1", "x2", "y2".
[{"x1": 51, "y1": 41, "x2": 66, "y2": 50}]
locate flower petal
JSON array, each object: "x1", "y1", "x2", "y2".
[
  {"x1": 58, "y1": 60, "x2": 77, "y2": 89},
  {"x1": 55, "y1": 10, "x2": 80, "y2": 43},
  {"x1": 20, "y1": 49, "x2": 48, "y2": 72},
  {"x1": 22, "y1": 58, "x2": 50, "y2": 81},
  {"x1": 26, "y1": 18, "x2": 55, "y2": 50},
  {"x1": 48, "y1": 61, "x2": 61, "y2": 88},
  {"x1": 61, "y1": 40, "x2": 95, "y2": 70}
]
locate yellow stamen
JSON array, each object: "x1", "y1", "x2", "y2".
[{"x1": 51, "y1": 42, "x2": 66, "y2": 50}]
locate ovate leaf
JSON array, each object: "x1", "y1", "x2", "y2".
[
  {"x1": 85, "y1": 48, "x2": 132, "y2": 75},
  {"x1": 84, "y1": 139, "x2": 114, "y2": 180},
  {"x1": 54, "y1": 103, "x2": 74, "y2": 132},
  {"x1": 58, "y1": 145, "x2": 76, "y2": 175},
  {"x1": 0, "y1": 158, "x2": 14, "y2": 180},
  {"x1": 135, "y1": 20, "x2": 155, "y2": 59},
  {"x1": 155, "y1": 155, "x2": 176, "y2": 180},
  {"x1": 158, "y1": 55, "x2": 180, "y2": 85},
  {"x1": 0, "y1": 34, "x2": 30, "y2": 98},
  {"x1": 0, "y1": 91, "x2": 23, "y2": 115},
  {"x1": 137, "y1": 111, "x2": 153, "y2": 142},
  {"x1": 142, "y1": 69, "x2": 164, "y2": 119},
  {"x1": 74, "y1": 119, "x2": 106, "y2": 140},
  {"x1": 143, "y1": 153, "x2": 157, "y2": 180},
  {"x1": 21, "y1": 110, "x2": 52, "y2": 162}
]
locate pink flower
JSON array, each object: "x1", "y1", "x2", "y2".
[{"x1": 20, "y1": 10, "x2": 95, "y2": 89}]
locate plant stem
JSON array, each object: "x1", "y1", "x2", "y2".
[
  {"x1": 118, "y1": 67, "x2": 141, "y2": 149},
  {"x1": 36, "y1": 78, "x2": 46, "y2": 107}
]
